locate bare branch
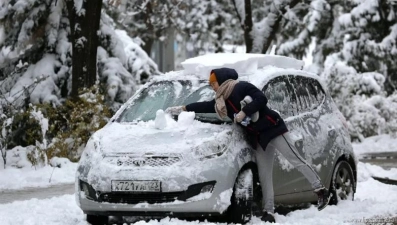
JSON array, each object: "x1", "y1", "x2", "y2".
[{"x1": 231, "y1": 0, "x2": 243, "y2": 25}]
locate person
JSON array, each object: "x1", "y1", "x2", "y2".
[{"x1": 165, "y1": 68, "x2": 332, "y2": 223}]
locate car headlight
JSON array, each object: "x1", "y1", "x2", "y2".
[
  {"x1": 79, "y1": 180, "x2": 98, "y2": 201},
  {"x1": 194, "y1": 142, "x2": 229, "y2": 160},
  {"x1": 77, "y1": 137, "x2": 101, "y2": 179},
  {"x1": 80, "y1": 136, "x2": 103, "y2": 161}
]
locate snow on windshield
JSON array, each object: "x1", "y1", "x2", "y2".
[{"x1": 116, "y1": 80, "x2": 220, "y2": 123}]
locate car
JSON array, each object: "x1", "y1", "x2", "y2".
[{"x1": 75, "y1": 53, "x2": 357, "y2": 225}]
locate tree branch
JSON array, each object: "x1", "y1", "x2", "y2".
[
  {"x1": 231, "y1": 0, "x2": 243, "y2": 25},
  {"x1": 260, "y1": 0, "x2": 301, "y2": 53}
]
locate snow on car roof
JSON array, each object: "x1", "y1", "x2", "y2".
[
  {"x1": 153, "y1": 53, "x2": 326, "y2": 90},
  {"x1": 180, "y1": 53, "x2": 304, "y2": 79}
]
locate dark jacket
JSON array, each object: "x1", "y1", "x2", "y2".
[{"x1": 185, "y1": 68, "x2": 288, "y2": 149}]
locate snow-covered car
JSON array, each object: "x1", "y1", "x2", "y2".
[{"x1": 75, "y1": 54, "x2": 357, "y2": 225}]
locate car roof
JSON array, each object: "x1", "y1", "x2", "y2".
[{"x1": 151, "y1": 53, "x2": 327, "y2": 90}]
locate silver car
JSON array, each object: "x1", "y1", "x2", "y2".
[{"x1": 75, "y1": 55, "x2": 357, "y2": 225}]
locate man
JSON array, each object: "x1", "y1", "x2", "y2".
[{"x1": 166, "y1": 68, "x2": 332, "y2": 223}]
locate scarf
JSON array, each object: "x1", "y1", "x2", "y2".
[{"x1": 215, "y1": 79, "x2": 239, "y2": 120}]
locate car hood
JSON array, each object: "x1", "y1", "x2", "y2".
[{"x1": 95, "y1": 118, "x2": 233, "y2": 156}]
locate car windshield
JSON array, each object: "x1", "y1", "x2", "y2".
[{"x1": 116, "y1": 80, "x2": 231, "y2": 124}]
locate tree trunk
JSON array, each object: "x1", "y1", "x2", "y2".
[
  {"x1": 142, "y1": 38, "x2": 154, "y2": 56},
  {"x1": 215, "y1": 16, "x2": 224, "y2": 53},
  {"x1": 231, "y1": 0, "x2": 253, "y2": 53},
  {"x1": 142, "y1": 1, "x2": 154, "y2": 56},
  {"x1": 243, "y1": 0, "x2": 253, "y2": 53},
  {"x1": 1, "y1": 148, "x2": 6, "y2": 169},
  {"x1": 66, "y1": 0, "x2": 103, "y2": 99}
]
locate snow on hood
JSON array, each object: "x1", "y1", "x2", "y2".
[{"x1": 96, "y1": 112, "x2": 232, "y2": 156}]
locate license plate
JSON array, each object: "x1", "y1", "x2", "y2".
[{"x1": 111, "y1": 180, "x2": 161, "y2": 192}]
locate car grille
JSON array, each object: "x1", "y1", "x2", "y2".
[
  {"x1": 106, "y1": 155, "x2": 181, "y2": 167},
  {"x1": 99, "y1": 192, "x2": 183, "y2": 204}
]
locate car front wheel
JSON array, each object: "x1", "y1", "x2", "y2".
[
  {"x1": 329, "y1": 160, "x2": 355, "y2": 205},
  {"x1": 86, "y1": 214, "x2": 108, "y2": 225},
  {"x1": 227, "y1": 168, "x2": 254, "y2": 224}
]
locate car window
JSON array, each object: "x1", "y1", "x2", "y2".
[
  {"x1": 289, "y1": 75, "x2": 326, "y2": 114},
  {"x1": 289, "y1": 76, "x2": 310, "y2": 113},
  {"x1": 117, "y1": 81, "x2": 176, "y2": 122},
  {"x1": 310, "y1": 78, "x2": 326, "y2": 105},
  {"x1": 263, "y1": 76, "x2": 297, "y2": 118},
  {"x1": 116, "y1": 80, "x2": 228, "y2": 123}
]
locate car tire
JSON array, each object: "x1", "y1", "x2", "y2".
[
  {"x1": 227, "y1": 169, "x2": 254, "y2": 224},
  {"x1": 329, "y1": 160, "x2": 355, "y2": 205},
  {"x1": 86, "y1": 214, "x2": 108, "y2": 225}
]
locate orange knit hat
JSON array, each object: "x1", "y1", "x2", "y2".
[{"x1": 209, "y1": 72, "x2": 217, "y2": 83}]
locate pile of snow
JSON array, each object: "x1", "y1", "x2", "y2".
[
  {"x1": 181, "y1": 53, "x2": 304, "y2": 79},
  {"x1": 358, "y1": 162, "x2": 397, "y2": 181},
  {"x1": 0, "y1": 158, "x2": 77, "y2": 190},
  {"x1": 154, "y1": 111, "x2": 196, "y2": 130},
  {"x1": 352, "y1": 134, "x2": 397, "y2": 156},
  {"x1": 177, "y1": 111, "x2": 195, "y2": 126},
  {"x1": 154, "y1": 110, "x2": 167, "y2": 129}
]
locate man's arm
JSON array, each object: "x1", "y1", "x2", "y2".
[
  {"x1": 185, "y1": 99, "x2": 216, "y2": 113},
  {"x1": 240, "y1": 82, "x2": 267, "y2": 115}
]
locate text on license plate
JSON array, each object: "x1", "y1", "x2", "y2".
[{"x1": 111, "y1": 180, "x2": 161, "y2": 192}]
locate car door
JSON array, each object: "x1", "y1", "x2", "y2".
[
  {"x1": 288, "y1": 75, "x2": 330, "y2": 186},
  {"x1": 296, "y1": 76, "x2": 338, "y2": 182},
  {"x1": 262, "y1": 75, "x2": 311, "y2": 196}
]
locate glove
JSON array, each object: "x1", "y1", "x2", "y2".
[
  {"x1": 234, "y1": 111, "x2": 246, "y2": 123},
  {"x1": 165, "y1": 106, "x2": 185, "y2": 116}
]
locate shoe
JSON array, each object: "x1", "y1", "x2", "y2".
[
  {"x1": 314, "y1": 187, "x2": 333, "y2": 211},
  {"x1": 261, "y1": 211, "x2": 276, "y2": 223}
]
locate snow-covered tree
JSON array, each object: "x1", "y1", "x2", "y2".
[
  {"x1": 248, "y1": 0, "x2": 397, "y2": 139},
  {"x1": 0, "y1": 0, "x2": 159, "y2": 107},
  {"x1": 319, "y1": 0, "x2": 397, "y2": 139},
  {"x1": 106, "y1": 0, "x2": 243, "y2": 57},
  {"x1": 231, "y1": 0, "x2": 302, "y2": 53},
  {"x1": 0, "y1": 0, "x2": 159, "y2": 165},
  {"x1": 178, "y1": 0, "x2": 243, "y2": 54},
  {"x1": 105, "y1": 0, "x2": 185, "y2": 55},
  {"x1": 322, "y1": 59, "x2": 397, "y2": 140},
  {"x1": 336, "y1": 0, "x2": 397, "y2": 95},
  {"x1": 275, "y1": 0, "x2": 330, "y2": 60}
]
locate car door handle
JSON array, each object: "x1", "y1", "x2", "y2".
[
  {"x1": 289, "y1": 133, "x2": 303, "y2": 150},
  {"x1": 328, "y1": 126, "x2": 336, "y2": 137},
  {"x1": 294, "y1": 139, "x2": 303, "y2": 150}
]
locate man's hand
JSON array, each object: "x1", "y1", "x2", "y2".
[
  {"x1": 165, "y1": 106, "x2": 185, "y2": 116},
  {"x1": 234, "y1": 111, "x2": 246, "y2": 123}
]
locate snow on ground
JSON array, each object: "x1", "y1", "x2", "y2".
[
  {"x1": 0, "y1": 168, "x2": 397, "y2": 225},
  {"x1": 352, "y1": 134, "x2": 397, "y2": 157},
  {"x1": 0, "y1": 159, "x2": 77, "y2": 190},
  {"x1": 0, "y1": 135, "x2": 396, "y2": 224}
]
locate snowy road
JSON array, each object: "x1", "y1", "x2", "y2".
[
  {"x1": 0, "y1": 183, "x2": 74, "y2": 204},
  {"x1": 360, "y1": 152, "x2": 397, "y2": 170},
  {"x1": 1, "y1": 177, "x2": 397, "y2": 225}
]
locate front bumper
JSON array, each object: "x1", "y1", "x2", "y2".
[{"x1": 77, "y1": 153, "x2": 247, "y2": 214}]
